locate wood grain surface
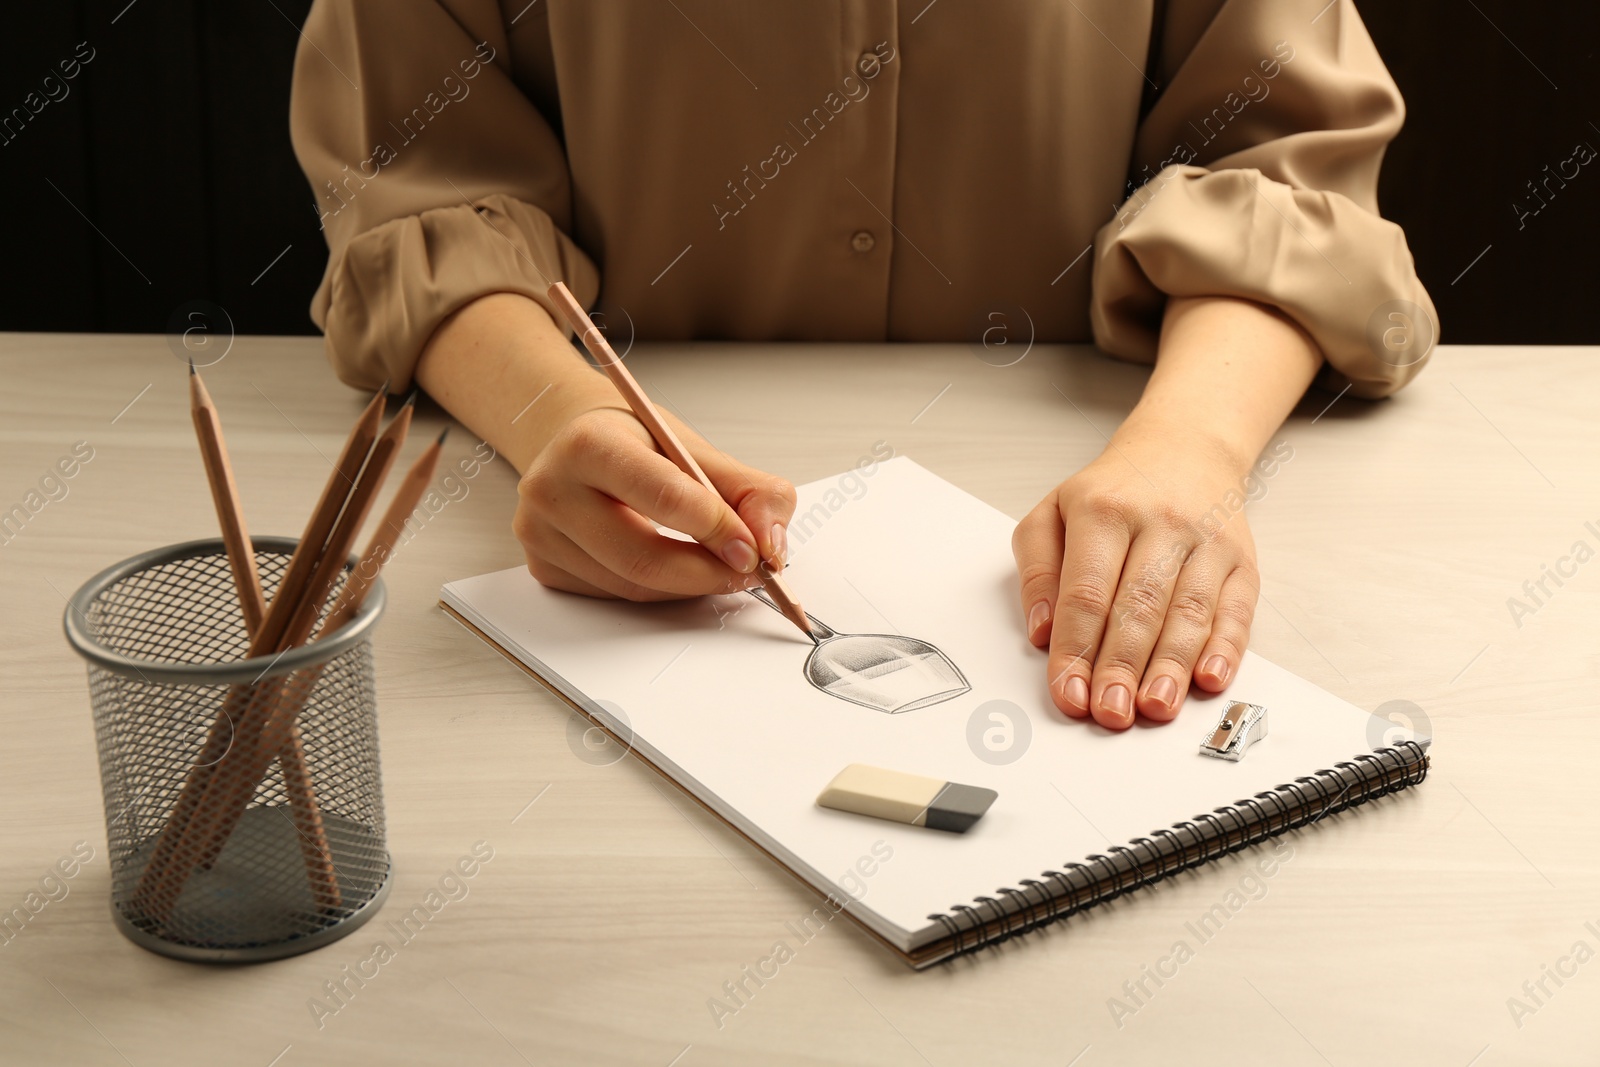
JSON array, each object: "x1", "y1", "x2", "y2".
[{"x1": 0, "y1": 333, "x2": 1594, "y2": 1066}]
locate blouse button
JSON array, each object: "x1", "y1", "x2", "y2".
[{"x1": 851, "y1": 230, "x2": 876, "y2": 253}]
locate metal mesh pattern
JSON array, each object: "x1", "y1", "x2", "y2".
[{"x1": 75, "y1": 544, "x2": 390, "y2": 958}]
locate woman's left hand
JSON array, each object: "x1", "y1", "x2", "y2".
[{"x1": 1011, "y1": 420, "x2": 1262, "y2": 730}]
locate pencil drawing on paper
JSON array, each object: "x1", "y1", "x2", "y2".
[{"x1": 749, "y1": 588, "x2": 969, "y2": 714}]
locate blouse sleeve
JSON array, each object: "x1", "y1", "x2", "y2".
[
  {"x1": 289, "y1": 0, "x2": 599, "y2": 391},
  {"x1": 1089, "y1": 0, "x2": 1437, "y2": 398}
]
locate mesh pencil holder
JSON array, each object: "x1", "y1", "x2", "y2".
[{"x1": 64, "y1": 536, "x2": 393, "y2": 962}]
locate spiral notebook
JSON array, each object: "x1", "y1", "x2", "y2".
[{"x1": 440, "y1": 456, "x2": 1429, "y2": 967}]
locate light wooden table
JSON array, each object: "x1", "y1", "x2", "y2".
[{"x1": 2, "y1": 333, "x2": 1595, "y2": 1067}]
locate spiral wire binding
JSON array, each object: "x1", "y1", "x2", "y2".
[{"x1": 922, "y1": 741, "x2": 1429, "y2": 965}]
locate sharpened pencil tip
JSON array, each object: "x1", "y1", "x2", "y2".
[
  {"x1": 188, "y1": 357, "x2": 195, "y2": 375},
  {"x1": 378, "y1": 377, "x2": 391, "y2": 395},
  {"x1": 436, "y1": 427, "x2": 449, "y2": 445},
  {"x1": 401, "y1": 387, "x2": 419, "y2": 409}
]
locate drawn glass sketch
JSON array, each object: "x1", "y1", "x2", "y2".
[{"x1": 749, "y1": 588, "x2": 969, "y2": 713}]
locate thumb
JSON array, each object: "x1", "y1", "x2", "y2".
[{"x1": 696, "y1": 447, "x2": 798, "y2": 568}]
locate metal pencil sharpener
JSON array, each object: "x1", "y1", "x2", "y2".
[{"x1": 1199, "y1": 701, "x2": 1267, "y2": 761}]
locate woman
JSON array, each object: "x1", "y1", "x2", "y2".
[{"x1": 290, "y1": 0, "x2": 1435, "y2": 730}]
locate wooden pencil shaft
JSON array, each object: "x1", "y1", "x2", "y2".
[
  {"x1": 328, "y1": 434, "x2": 446, "y2": 620},
  {"x1": 252, "y1": 385, "x2": 388, "y2": 656},
  {"x1": 757, "y1": 566, "x2": 811, "y2": 637},
  {"x1": 547, "y1": 283, "x2": 716, "y2": 490},
  {"x1": 278, "y1": 727, "x2": 339, "y2": 906},
  {"x1": 133, "y1": 385, "x2": 388, "y2": 916},
  {"x1": 277, "y1": 729, "x2": 341, "y2": 908},
  {"x1": 545, "y1": 282, "x2": 812, "y2": 637},
  {"x1": 189, "y1": 371, "x2": 266, "y2": 638},
  {"x1": 281, "y1": 410, "x2": 412, "y2": 650}
]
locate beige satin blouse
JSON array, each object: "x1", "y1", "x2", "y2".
[{"x1": 290, "y1": 0, "x2": 1437, "y2": 399}]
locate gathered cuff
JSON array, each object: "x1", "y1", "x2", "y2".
[
  {"x1": 1090, "y1": 165, "x2": 1437, "y2": 399},
  {"x1": 311, "y1": 192, "x2": 601, "y2": 391}
]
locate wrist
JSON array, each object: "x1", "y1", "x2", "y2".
[
  {"x1": 416, "y1": 292, "x2": 619, "y2": 472},
  {"x1": 515, "y1": 376, "x2": 629, "y2": 468},
  {"x1": 1110, "y1": 405, "x2": 1258, "y2": 479},
  {"x1": 1105, "y1": 295, "x2": 1322, "y2": 479}
]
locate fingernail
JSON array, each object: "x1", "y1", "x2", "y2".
[
  {"x1": 769, "y1": 523, "x2": 787, "y2": 567},
  {"x1": 1101, "y1": 683, "x2": 1131, "y2": 724},
  {"x1": 1146, "y1": 675, "x2": 1177, "y2": 712},
  {"x1": 1064, "y1": 675, "x2": 1089, "y2": 712},
  {"x1": 722, "y1": 538, "x2": 758, "y2": 574},
  {"x1": 1203, "y1": 655, "x2": 1230, "y2": 684},
  {"x1": 1027, "y1": 601, "x2": 1051, "y2": 643}
]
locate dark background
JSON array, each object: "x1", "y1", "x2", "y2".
[{"x1": 1, "y1": 2, "x2": 1595, "y2": 343}]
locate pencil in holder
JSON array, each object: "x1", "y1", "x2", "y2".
[{"x1": 64, "y1": 536, "x2": 393, "y2": 962}]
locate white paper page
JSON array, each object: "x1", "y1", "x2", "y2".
[{"x1": 442, "y1": 457, "x2": 1410, "y2": 951}]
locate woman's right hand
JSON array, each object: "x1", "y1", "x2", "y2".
[
  {"x1": 412, "y1": 292, "x2": 796, "y2": 603},
  {"x1": 513, "y1": 404, "x2": 798, "y2": 601}
]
